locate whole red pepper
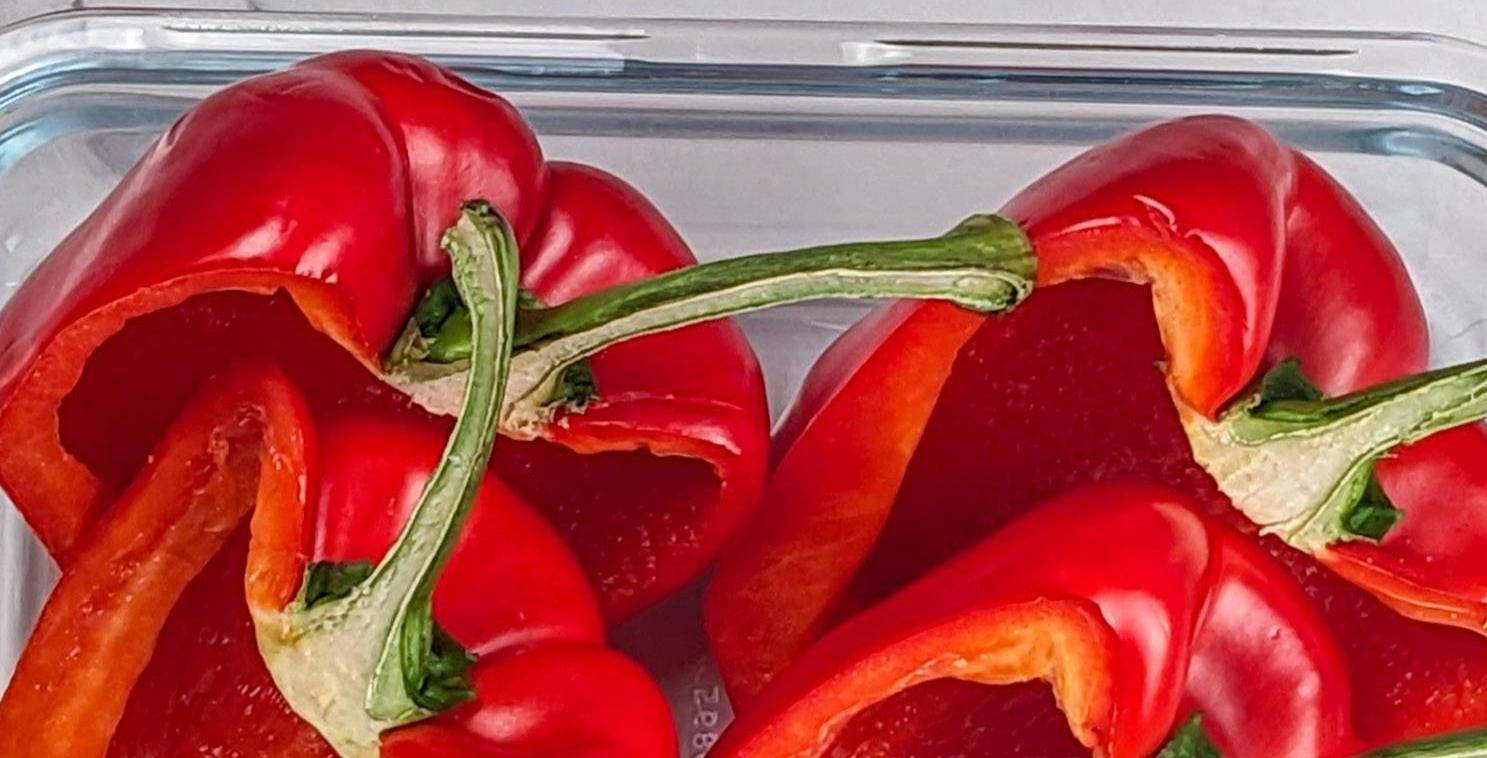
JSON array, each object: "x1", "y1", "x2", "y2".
[{"x1": 708, "y1": 115, "x2": 1487, "y2": 750}]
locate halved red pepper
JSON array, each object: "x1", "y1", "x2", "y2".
[
  {"x1": 712, "y1": 483, "x2": 1360, "y2": 758},
  {"x1": 0, "y1": 49, "x2": 771, "y2": 621},
  {"x1": 708, "y1": 115, "x2": 1487, "y2": 748},
  {"x1": 1263, "y1": 154, "x2": 1487, "y2": 630},
  {"x1": 0, "y1": 362, "x2": 674, "y2": 756},
  {"x1": 709, "y1": 115, "x2": 1298, "y2": 699}
]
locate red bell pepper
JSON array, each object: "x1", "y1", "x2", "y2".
[
  {"x1": 710, "y1": 114, "x2": 1298, "y2": 699},
  {"x1": 0, "y1": 191, "x2": 1034, "y2": 754},
  {"x1": 0, "y1": 362, "x2": 673, "y2": 756},
  {"x1": 708, "y1": 115, "x2": 1487, "y2": 749},
  {"x1": 712, "y1": 482, "x2": 1360, "y2": 758},
  {"x1": 0, "y1": 51, "x2": 1045, "y2": 754},
  {"x1": 0, "y1": 49, "x2": 772, "y2": 621}
]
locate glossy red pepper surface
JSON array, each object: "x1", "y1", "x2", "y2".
[
  {"x1": 714, "y1": 483, "x2": 1358, "y2": 758},
  {"x1": 0, "y1": 50, "x2": 768, "y2": 621},
  {"x1": 707, "y1": 116, "x2": 1487, "y2": 753},
  {"x1": 2, "y1": 364, "x2": 677, "y2": 755},
  {"x1": 0, "y1": 51, "x2": 765, "y2": 755}
]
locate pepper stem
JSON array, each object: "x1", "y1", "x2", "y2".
[
  {"x1": 1356, "y1": 725, "x2": 1487, "y2": 757},
  {"x1": 1182, "y1": 357, "x2": 1487, "y2": 553},
  {"x1": 391, "y1": 213, "x2": 1036, "y2": 431},
  {"x1": 254, "y1": 202, "x2": 518, "y2": 757},
  {"x1": 1156, "y1": 714, "x2": 1223, "y2": 757}
]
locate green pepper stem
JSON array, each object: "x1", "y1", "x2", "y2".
[
  {"x1": 515, "y1": 213, "x2": 1031, "y2": 348},
  {"x1": 392, "y1": 213, "x2": 1035, "y2": 431},
  {"x1": 254, "y1": 202, "x2": 518, "y2": 757},
  {"x1": 1155, "y1": 714, "x2": 1224, "y2": 757},
  {"x1": 1357, "y1": 726, "x2": 1487, "y2": 757},
  {"x1": 1183, "y1": 357, "x2": 1487, "y2": 553},
  {"x1": 363, "y1": 202, "x2": 517, "y2": 718}
]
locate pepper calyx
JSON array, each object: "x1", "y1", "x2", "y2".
[
  {"x1": 387, "y1": 279, "x2": 471, "y2": 369},
  {"x1": 1344, "y1": 467, "x2": 1403, "y2": 540},
  {"x1": 1182, "y1": 356, "x2": 1487, "y2": 553},
  {"x1": 302, "y1": 560, "x2": 373, "y2": 610},
  {"x1": 1253, "y1": 356, "x2": 1324, "y2": 408},
  {"x1": 399, "y1": 614, "x2": 475, "y2": 712}
]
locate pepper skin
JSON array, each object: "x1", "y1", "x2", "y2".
[
  {"x1": 0, "y1": 50, "x2": 768, "y2": 622},
  {"x1": 0, "y1": 365, "x2": 677, "y2": 756},
  {"x1": 379, "y1": 644, "x2": 677, "y2": 758},
  {"x1": 708, "y1": 116, "x2": 1487, "y2": 750},
  {"x1": 712, "y1": 484, "x2": 1359, "y2": 758}
]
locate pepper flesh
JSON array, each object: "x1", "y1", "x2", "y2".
[
  {"x1": 712, "y1": 483, "x2": 1359, "y2": 758},
  {"x1": 0, "y1": 51, "x2": 768, "y2": 622}
]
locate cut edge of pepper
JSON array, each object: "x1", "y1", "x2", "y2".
[
  {"x1": 1033, "y1": 224, "x2": 1252, "y2": 419},
  {"x1": 0, "y1": 271, "x2": 375, "y2": 560},
  {"x1": 0, "y1": 360, "x2": 313, "y2": 757},
  {"x1": 714, "y1": 599, "x2": 1116, "y2": 758}
]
